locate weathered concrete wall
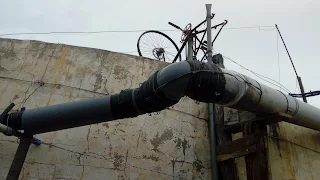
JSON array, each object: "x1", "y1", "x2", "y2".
[
  {"x1": 226, "y1": 107, "x2": 320, "y2": 180},
  {"x1": 267, "y1": 122, "x2": 320, "y2": 180},
  {"x1": 0, "y1": 38, "x2": 211, "y2": 179}
]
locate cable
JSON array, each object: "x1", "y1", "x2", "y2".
[
  {"x1": 275, "y1": 24, "x2": 299, "y2": 79},
  {"x1": 224, "y1": 26, "x2": 274, "y2": 30},
  {"x1": 276, "y1": 29, "x2": 281, "y2": 91},
  {"x1": 119, "y1": 51, "x2": 139, "y2": 54},
  {"x1": 0, "y1": 76, "x2": 108, "y2": 96},
  {"x1": 222, "y1": 55, "x2": 292, "y2": 94},
  {"x1": 0, "y1": 30, "x2": 179, "y2": 37},
  {"x1": 290, "y1": 91, "x2": 320, "y2": 98},
  {"x1": 0, "y1": 26, "x2": 276, "y2": 37}
]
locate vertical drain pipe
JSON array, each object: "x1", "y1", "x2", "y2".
[{"x1": 206, "y1": 4, "x2": 219, "y2": 180}]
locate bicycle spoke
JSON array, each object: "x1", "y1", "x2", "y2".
[
  {"x1": 137, "y1": 31, "x2": 180, "y2": 62},
  {"x1": 150, "y1": 33, "x2": 161, "y2": 47},
  {"x1": 144, "y1": 35, "x2": 158, "y2": 49}
]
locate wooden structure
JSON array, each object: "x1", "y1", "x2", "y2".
[
  {"x1": 216, "y1": 110, "x2": 291, "y2": 180},
  {"x1": 212, "y1": 54, "x2": 292, "y2": 180}
]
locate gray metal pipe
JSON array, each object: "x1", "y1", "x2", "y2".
[
  {"x1": 220, "y1": 69, "x2": 320, "y2": 130},
  {"x1": 206, "y1": 4, "x2": 213, "y2": 64},
  {"x1": 206, "y1": 4, "x2": 219, "y2": 180},
  {"x1": 21, "y1": 96, "x2": 112, "y2": 134},
  {"x1": 3, "y1": 60, "x2": 320, "y2": 134},
  {"x1": 187, "y1": 37, "x2": 193, "y2": 60},
  {"x1": 0, "y1": 123, "x2": 11, "y2": 135},
  {"x1": 4, "y1": 61, "x2": 226, "y2": 134}
]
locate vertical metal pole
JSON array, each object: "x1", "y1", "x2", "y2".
[
  {"x1": 297, "y1": 76, "x2": 307, "y2": 103},
  {"x1": 208, "y1": 103, "x2": 218, "y2": 180},
  {"x1": 206, "y1": 4, "x2": 213, "y2": 63},
  {"x1": 6, "y1": 137, "x2": 32, "y2": 180},
  {"x1": 206, "y1": 4, "x2": 218, "y2": 180},
  {"x1": 187, "y1": 36, "x2": 193, "y2": 60},
  {"x1": 275, "y1": 24, "x2": 307, "y2": 103}
]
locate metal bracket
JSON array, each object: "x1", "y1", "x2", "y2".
[
  {"x1": 6, "y1": 136, "x2": 33, "y2": 180},
  {"x1": 0, "y1": 103, "x2": 42, "y2": 180}
]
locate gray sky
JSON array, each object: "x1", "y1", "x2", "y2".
[{"x1": 1, "y1": 0, "x2": 320, "y2": 107}]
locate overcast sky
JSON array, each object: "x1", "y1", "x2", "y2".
[{"x1": 1, "y1": 0, "x2": 320, "y2": 108}]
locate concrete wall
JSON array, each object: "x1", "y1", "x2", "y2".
[
  {"x1": 0, "y1": 38, "x2": 211, "y2": 180},
  {"x1": 226, "y1": 103, "x2": 320, "y2": 180},
  {"x1": 267, "y1": 122, "x2": 320, "y2": 180}
]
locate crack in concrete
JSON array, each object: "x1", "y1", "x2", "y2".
[
  {"x1": 80, "y1": 160, "x2": 85, "y2": 180},
  {"x1": 40, "y1": 142, "x2": 83, "y2": 156},
  {"x1": 127, "y1": 162, "x2": 174, "y2": 178},
  {"x1": 86, "y1": 125, "x2": 92, "y2": 153},
  {"x1": 40, "y1": 44, "x2": 59, "y2": 81},
  {"x1": 123, "y1": 149, "x2": 130, "y2": 179},
  {"x1": 130, "y1": 154, "x2": 161, "y2": 163},
  {"x1": 0, "y1": 139, "x2": 17, "y2": 143},
  {"x1": 73, "y1": 79, "x2": 84, "y2": 101},
  {"x1": 166, "y1": 108, "x2": 208, "y2": 122},
  {"x1": 53, "y1": 178, "x2": 77, "y2": 180},
  {"x1": 17, "y1": 81, "x2": 34, "y2": 109},
  {"x1": 128, "y1": 76, "x2": 134, "y2": 89},
  {"x1": 51, "y1": 164, "x2": 57, "y2": 180}
]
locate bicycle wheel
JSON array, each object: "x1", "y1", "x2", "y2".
[{"x1": 137, "y1": 30, "x2": 182, "y2": 63}]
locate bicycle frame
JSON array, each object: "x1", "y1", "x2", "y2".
[{"x1": 170, "y1": 17, "x2": 227, "y2": 63}]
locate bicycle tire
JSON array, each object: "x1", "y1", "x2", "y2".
[{"x1": 137, "y1": 30, "x2": 182, "y2": 62}]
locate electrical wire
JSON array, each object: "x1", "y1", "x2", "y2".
[
  {"x1": 223, "y1": 26, "x2": 274, "y2": 30},
  {"x1": 290, "y1": 91, "x2": 320, "y2": 98},
  {"x1": 0, "y1": 30, "x2": 179, "y2": 37},
  {"x1": 0, "y1": 26, "x2": 276, "y2": 37},
  {"x1": 276, "y1": 29, "x2": 281, "y2": 91},
  {"x1": 0, "y1": 76, "x2": 108, "y2": 96},
  {"x1": 222, "y1": 55, "x2": 292, "y2": 94},
  {"x1": 119, "y1": 51, "x2": 139, "y2": 54}
]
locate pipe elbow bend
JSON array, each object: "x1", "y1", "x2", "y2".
[{"x1": 110, "y1": 60, "x2": 226, "y2": 119}]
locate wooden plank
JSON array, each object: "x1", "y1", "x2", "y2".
[
  {"x1": 217, "y1": 134, "x2": 258, "y2": 155},
  {"x1": 217, "y1": 134, "x2": 258, "y2": 162},
  {"x1": 224, "y1": 112, "x2": 292, "y2": 134},
  {"x1": 217, "y1": 145, "x2": 256, "y2": 162},
  {"x1": 243, "y1": 122, "x2": 268, "y2": 180}
]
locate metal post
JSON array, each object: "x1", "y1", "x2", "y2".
[
  {"x1": 206, "y1": 4, "x2": 219, "y2": 180},
  {"x1": 297, "y1": 76, "x2": 307, "y2": 103},
  {"x1": 187, "y1": 36, "x2": 193, "y2": 60},
  {"x1": 6, "y1": 137, "x2": 32, "y2": 180},
  {"x1": 206, "y1": 4, "x2": 213, "y2": 63},
  {"x1": 275, "y1": 24, "x2": 307, "y2": 103}
]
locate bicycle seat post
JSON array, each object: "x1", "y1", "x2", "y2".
[{"x1": 187, "y1": 34, "x2": 193, "y2": 60}]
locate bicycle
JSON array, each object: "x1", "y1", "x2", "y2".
[{"x1": 136, "y1": 14, "x2": 227, "y2": 63}]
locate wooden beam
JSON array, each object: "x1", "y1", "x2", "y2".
[
  {"x1": 243, "y1": 122, "x2": 268, "y2": 180},
  {"x1": 223, "y1": 112, "x2": 292, "y2": 134},
  {"x1": 217, "y1": 134, "x2": 258, "y2": 162},
  {"x1": 215, "y1": 105, "x2": 239, "y2": 180}
]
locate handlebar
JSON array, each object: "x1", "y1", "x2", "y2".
[
  {"x1": 196, "y1": 20, "x2": 228, "y2": 34},
  {"x1": 168, "y1": 13, "x2": 217, "y2": 33},
  {"x1": 168, "y1": 22, "x2": 183, "y2": 31}
]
